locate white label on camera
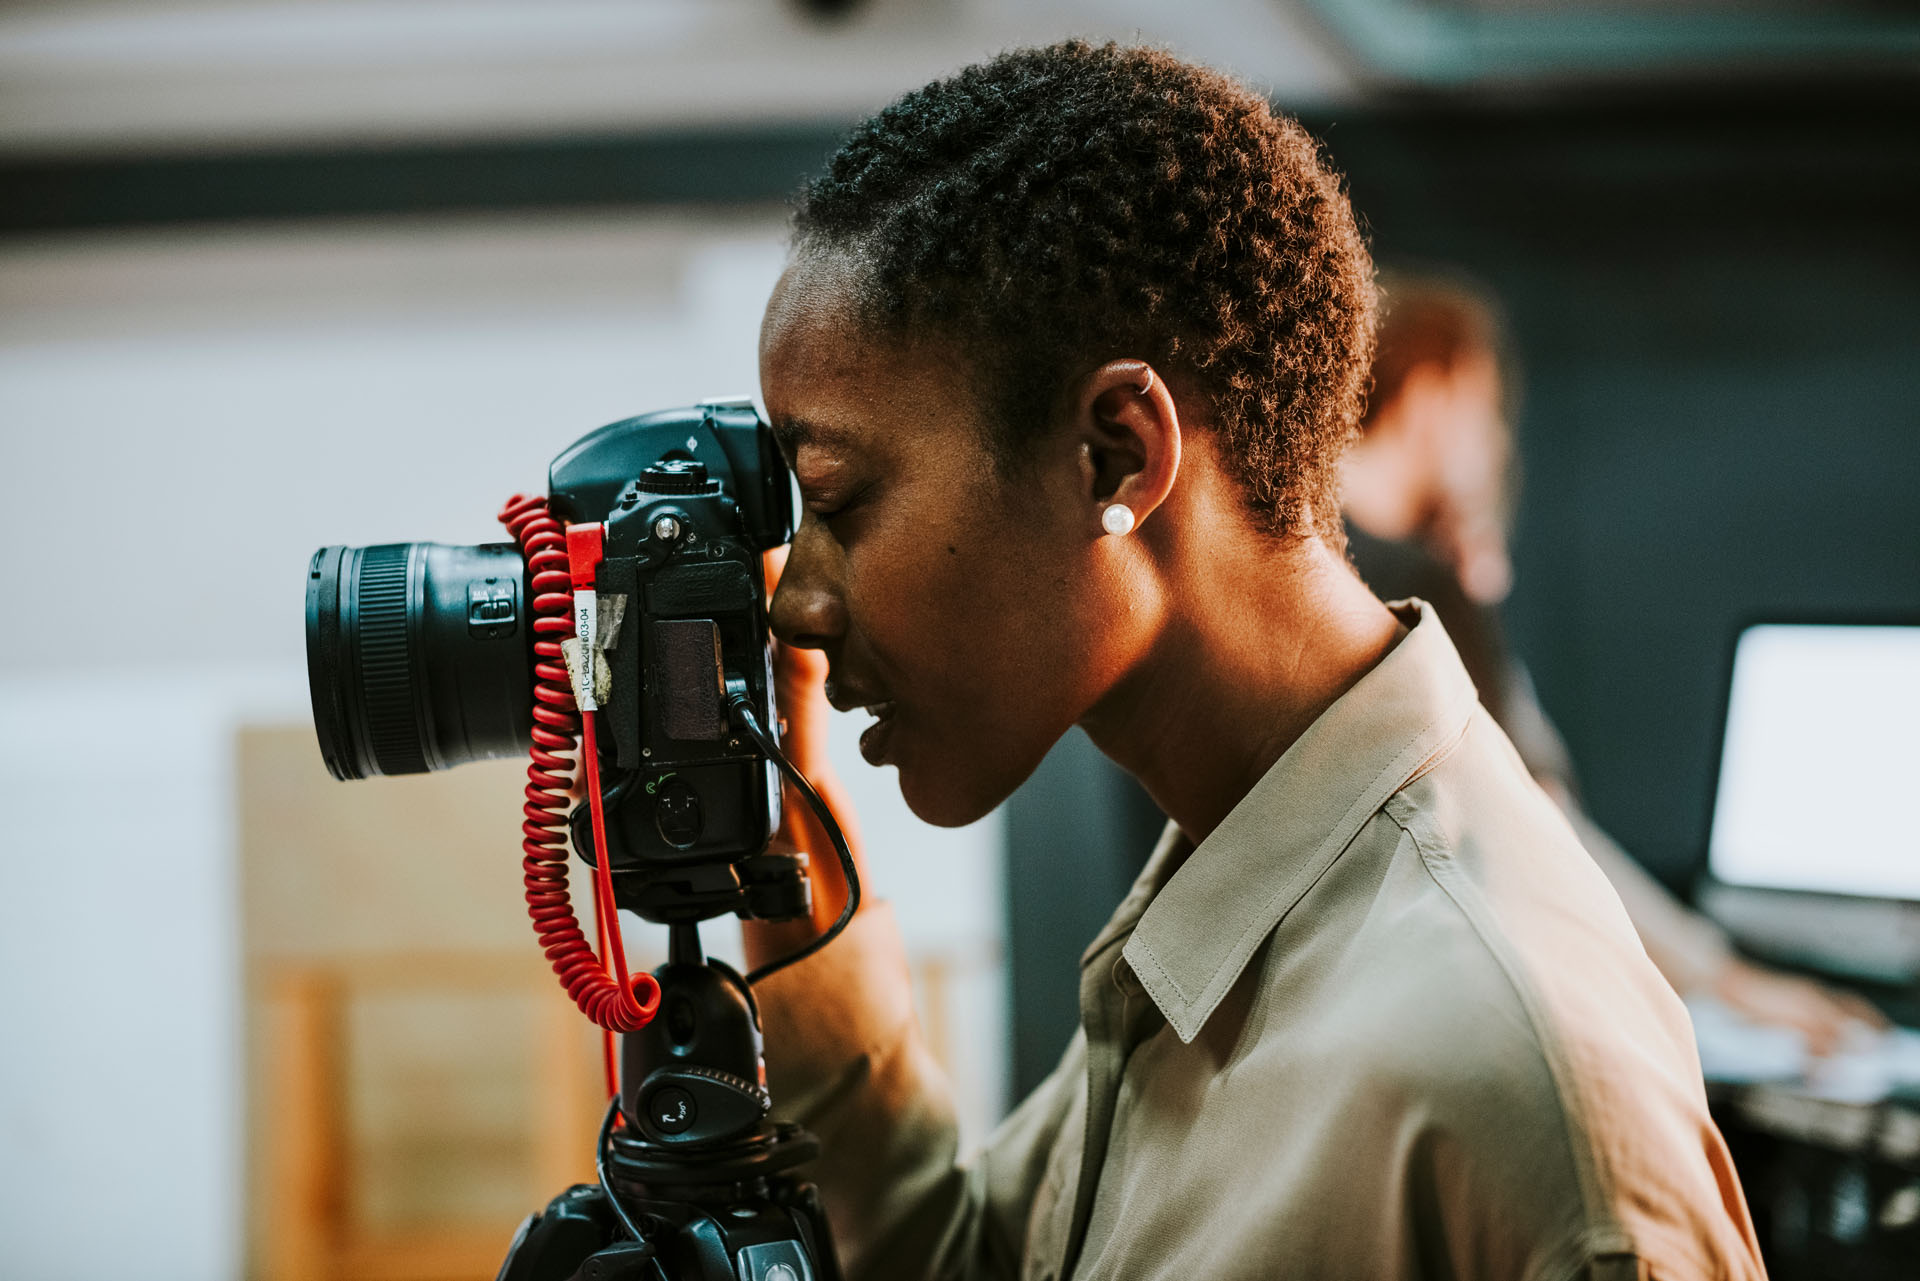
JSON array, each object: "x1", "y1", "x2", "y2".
[{"x1": 572, "y1": 590, "x2": 597, "y2": 710}]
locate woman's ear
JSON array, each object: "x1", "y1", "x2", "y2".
[{"x1": 1071, "y1": 359, "x2": 1181, "y2": 535}]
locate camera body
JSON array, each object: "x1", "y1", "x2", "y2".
[
  {"x1": 305, "y1": 399, "x2": 806, "y2": 925},
  {"x1": 549, "y1": 401, "x2": 801, "y2": 923}
]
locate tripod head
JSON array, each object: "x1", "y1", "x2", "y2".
[{"x1": 498, "y1": 917, "x2": 842, "y2": 1281}]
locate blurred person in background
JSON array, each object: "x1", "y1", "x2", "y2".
[
  {"x1": 1341, "y1": 272, "x2": 1886, "y2": 1055},
  {"x1": 737, "y1": 42, "x2": 1762, "y2": 1281}
]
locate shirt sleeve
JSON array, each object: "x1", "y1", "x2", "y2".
[
  {"x1": 1497, "y1": 665, "x2": 1733, "y2": 995},
  {"x1": 1560, "y1": 803, "x2": 1732, "y2": 997},
  {"x1": 754, "y1": 903, "x2": 1069, "y2": 1281}
]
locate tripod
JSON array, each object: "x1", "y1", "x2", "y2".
[
  {"x1": 495, "y1": 921, "x2": 841, "y2": 1281},
  {"x1": 496, "y1": 699, "x2": 853, "y2": 1281}
]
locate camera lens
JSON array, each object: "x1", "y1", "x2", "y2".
[{"x1": 305, "y1": 542, "x2": 533, "y2": 779}]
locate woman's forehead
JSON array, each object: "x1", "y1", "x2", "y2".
[
  {"x1": 762, "y1": 251, "x2": 867, "y2": 347},
  {"x1": 763, "y1": 273, "x2": 985, "y2": 459},
  {"x1": 760, "y1": 258, "x2": 879, "y2": 389}
]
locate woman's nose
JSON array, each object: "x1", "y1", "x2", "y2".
[{"x1": 769, "y1": 528, "x2": 846, "y2": 652}]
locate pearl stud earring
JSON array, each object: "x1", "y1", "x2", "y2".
[{"x1": 1101, "y1": 503, "x2": 1136, "y2": 537}]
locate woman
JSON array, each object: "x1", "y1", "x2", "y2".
[{"x1": 744, "y1": 43, "x2": 1762, "y2": 1280}]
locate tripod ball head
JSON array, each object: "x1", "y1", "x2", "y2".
[{"x1": 623, "y1": 960, "x2": 768, "y2": 1147}]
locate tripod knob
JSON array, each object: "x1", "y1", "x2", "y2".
[
  {"x1": 637, "y1": 1063, "x2": 769, "y2": 1145},
  {"x1": 576, "y1": 1242, "x2": 660, "y2": 1280}
]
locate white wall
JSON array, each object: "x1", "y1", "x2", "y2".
[
  {"x1": 0, "y1": 668, "x2": 306, "y2": 1281},
  {"x1": 0, "y1": 211, "x2": 1006, "y2": 1279}
]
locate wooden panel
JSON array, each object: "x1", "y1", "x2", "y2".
[
  {"x1": 239, "y1": 726, "x2": 614, "y2": 1281},
  {"x1": 261, "y1": 971, "x2": 345, "y2": 1281}
]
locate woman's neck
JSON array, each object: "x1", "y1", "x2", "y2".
[{"x1": 1080, "y1": 533, "x2": 1403, "y2": 847}]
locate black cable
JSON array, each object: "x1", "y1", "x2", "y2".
[
  {"x1": 730, "y1": 695, "x2": 863, "y2": 986},
  {"x1": 594, "y1": 1098, "x2": 674, "y2": 1281},
  {"x1": 596, "y1": 1097, "x2": 646, "y2": 1241}
]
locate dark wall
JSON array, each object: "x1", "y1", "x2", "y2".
[
  {"x1": 1004, "y1": 83, "x2": 1920, "y2": 1097},
  {"x1": 1311, "y1": 85, "x2": 1920, "y2": 886}
]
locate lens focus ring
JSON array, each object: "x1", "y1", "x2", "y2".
[{"x1": 355, "y1": 545, "x2": 429, "y2": 775}]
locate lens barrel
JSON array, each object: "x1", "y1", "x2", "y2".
[{"x1": 306, "y1": 542, "x2": 533, "y2": 780}]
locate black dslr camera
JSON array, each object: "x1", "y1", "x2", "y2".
[
  {"x1": 305, "y1": 402, "x2": 848, "y2": 1281},
  {"x1": 306, "y1": 399, "x2": 807, "y2": 925}
]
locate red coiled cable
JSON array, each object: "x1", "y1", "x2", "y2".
[{"x1": 498, "y1": 495, "x2": 660, "y2": 1052}]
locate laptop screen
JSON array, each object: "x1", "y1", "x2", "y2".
[{"x1": 1707, "y1": 622, "x2": 1920, "y2": 900}]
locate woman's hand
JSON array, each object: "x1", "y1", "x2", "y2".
[
  {"x1": 770, "y1": 596, "x2": 837, "y2": 783},
  {"x1": 743, "y1": 549, "x2": 869, "y2": 970}
]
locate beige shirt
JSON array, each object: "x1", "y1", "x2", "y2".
[
  {"x1": 1496, "y1": 666, "x2": 1736, "y2": 995},
  {"x1": 758, "y1": 603, "x2": 1764, "y2": 1280}
]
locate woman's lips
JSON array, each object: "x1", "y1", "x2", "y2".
[
  {"x1": 823, "y1": 678, "x2": 899, "y2": 765},
  {"x1": 858, "y1": 701, "x2": 899, "y2": 765}
]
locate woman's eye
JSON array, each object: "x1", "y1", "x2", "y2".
[{"x1": 807, "y1": 481, "x2": 871, "y2": 524}]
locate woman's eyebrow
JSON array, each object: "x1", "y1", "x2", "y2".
[{"x1": 771, "y1": 415, "x2": 856, "y2": 453}]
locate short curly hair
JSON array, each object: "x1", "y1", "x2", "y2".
[{"x1": 792, "y1": 40, "x2": 1376, "y2": 539}]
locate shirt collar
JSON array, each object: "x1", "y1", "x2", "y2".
[{"x1": 1116, "y1": 600, "x2": 1480, "y2": 1043}]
